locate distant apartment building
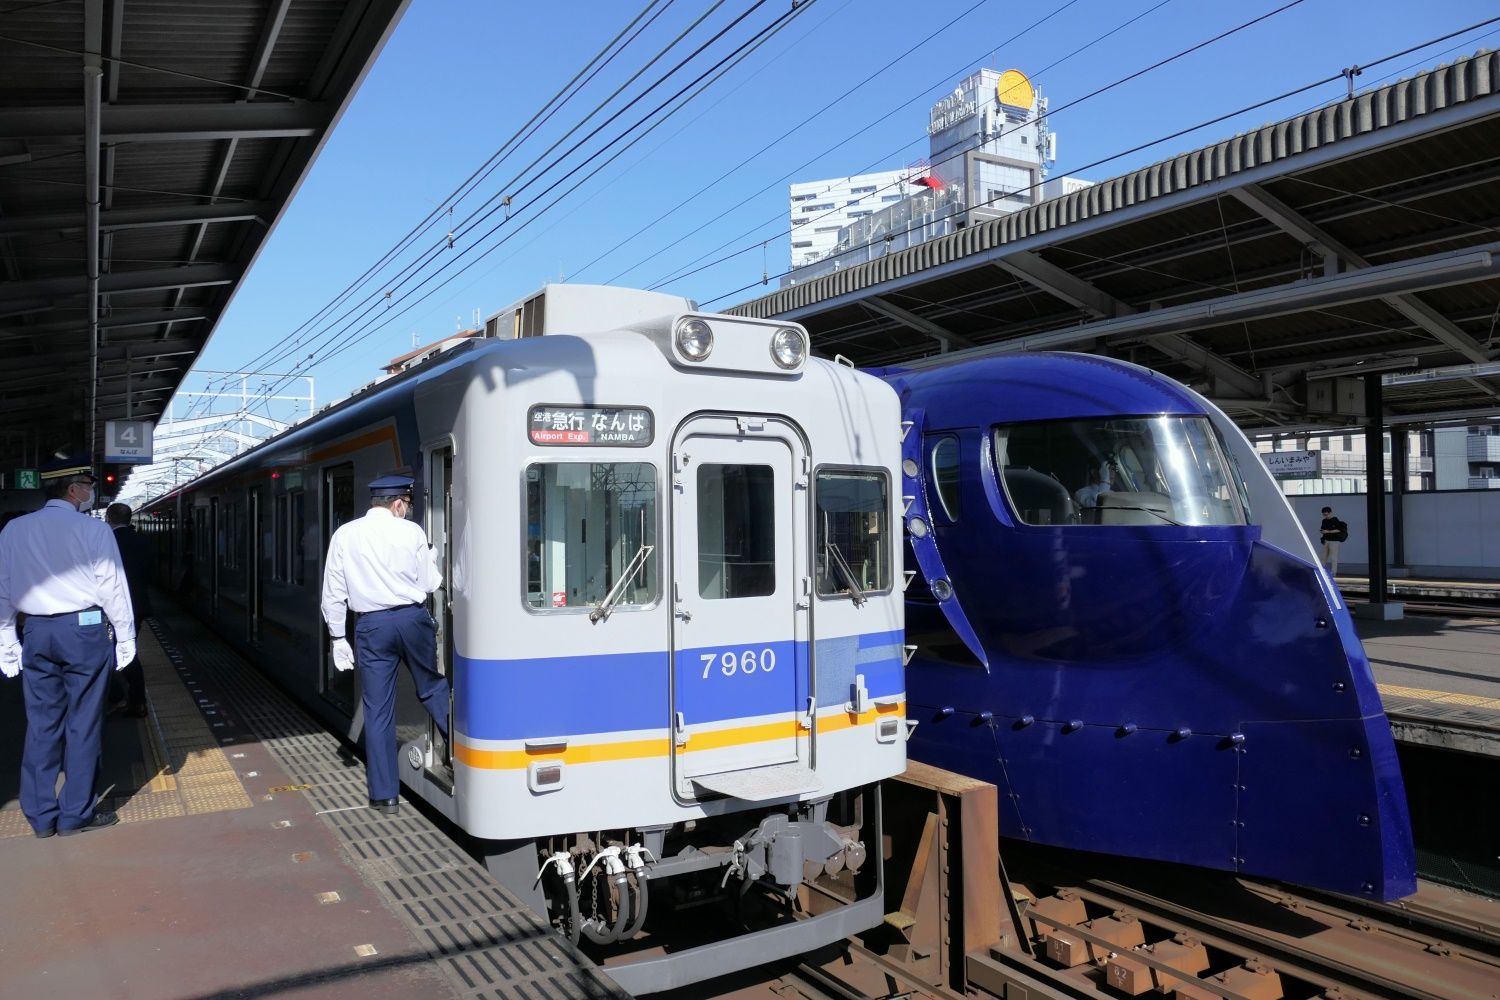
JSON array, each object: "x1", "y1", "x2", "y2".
[
  {"x1": 788, "y1": 168, "x2": 914, "y2": 269},
  {"x1": 786, "y1": 68, "x2": 1088, "y2": 284}
]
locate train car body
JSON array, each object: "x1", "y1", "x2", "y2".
[
  {"x1": 881, "y1": 352, "x2": 1415, "y2": 901},
  {"x1": 143, "y1": 286, "x2": 906, "y2": 993}
]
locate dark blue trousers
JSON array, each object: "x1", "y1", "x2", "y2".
[
  {"x1": 353, "y1": 604, "x2": 449, "y2": 801},
  {"x1": 20, "y1": 614, "x2": 113, "y2": 833}
]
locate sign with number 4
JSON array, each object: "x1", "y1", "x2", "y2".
[{"x1": 105, "y1": 420, "x2": 154, "y2": 464}]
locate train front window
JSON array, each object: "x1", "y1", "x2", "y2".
[
  {"x1": 816, "y1": 469, "x2": 890, "y2": 597},
  {"x1": 993, "y1": 416, "x2": 1248, "y2": 527},
  {"x1": 697, "y1": 464, "x2": 776, "y2": 599},
  {"x1": 526, "y1": 463, "x2": 658, "y2": 611}
]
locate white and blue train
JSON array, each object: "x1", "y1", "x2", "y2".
[{"x1": 141, "y1": 285, "x2": 906, "y2": 993}]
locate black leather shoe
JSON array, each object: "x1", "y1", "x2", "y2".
[
  {"x1": 122, "y1": 704, "x2": 149, "y2": 719},
  {"x1": 57, "y1": 811, "x2": 119, "y2": 836},
  {"x1": 368, "y1": 798, "x2": 399, "y2": 816},
  {"x1": 33, "y1": 826, "x2": 55, "y2": 839}
]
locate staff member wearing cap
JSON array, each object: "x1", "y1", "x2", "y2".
[
  {"x1": 0, "y1": 458, "x2": 135, "y2": 837},
  {"x1": 319, "y1": 474, "x2": 448, "y2": 815}
]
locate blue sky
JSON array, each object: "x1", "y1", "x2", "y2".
[{"x1": 189, "y1": 0, "x2": 1500, "y2": 411}]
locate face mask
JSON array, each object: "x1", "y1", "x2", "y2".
[{"x1": 76, "y1": 487, "x2": 95, "y2": 512}]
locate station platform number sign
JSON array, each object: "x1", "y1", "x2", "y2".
[{"x1": 105, "y1": 420, "x2": 155, "y2": 464}]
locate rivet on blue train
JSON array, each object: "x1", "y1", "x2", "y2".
[{"x1": 877, "y1": 351, "x2": 1416, "y2": 901}]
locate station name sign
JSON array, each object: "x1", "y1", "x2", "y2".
[
  {"x1": 528, "y1": 405, "x2": 653, "y2": 446},
  {"x1": 1262, "y1": 450, "x2": 1320, "y2": 479}
]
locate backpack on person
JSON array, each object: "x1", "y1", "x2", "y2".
[{"x1": 1330, "y1": 518, "x2": 1348, "y2": 543}]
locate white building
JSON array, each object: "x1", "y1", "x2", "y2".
[
  {"x1": 788, "y1": 168, "x2": 914, "y2": 269},
  {"x1": 787, "y1": 68, "x2": 1084, "y2": 283}
]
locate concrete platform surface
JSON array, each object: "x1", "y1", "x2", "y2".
[{"x1": 0, "y1": 603, "x2": 625, "y2": 1000}]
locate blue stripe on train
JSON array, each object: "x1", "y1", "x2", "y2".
[{"x1": 454, "y1": 630, "x2": 905, "y2": 741}]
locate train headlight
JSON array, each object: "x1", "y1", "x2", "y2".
[
  {"x1": 770, "y1": 327, "x2": 806, "y2": 369},
  {"x1": 675, "y1": 318, "x2": 714, "y2": 361}
]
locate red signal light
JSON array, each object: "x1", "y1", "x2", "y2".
[{"x1": 104, "y1": 473, "x2": 116, "y2": 484}]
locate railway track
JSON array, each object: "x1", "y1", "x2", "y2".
[{"x1": 701, "y1": 768, "x2": 1500, "y2": 1000}]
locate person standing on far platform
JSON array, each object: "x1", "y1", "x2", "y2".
[
  {"x1": 0, "y1": 459, "x2": 135, "y2": 837},
  {"x1": 319, "y1": 474, "x2": 448, "y2": 815},
  {"x1": 106, "y1": 502, "x2": 154, "y2": 718},
  {"x1": 1319, "y1": 505, "x2": 1348, "y2": 577}
]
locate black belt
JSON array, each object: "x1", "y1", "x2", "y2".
[
  {"x1": 27, "y1": 605, "x2": 102, "y2": 620},
  {"x1": 358, "y1": 602, "x2": 421, "y2": 617}
]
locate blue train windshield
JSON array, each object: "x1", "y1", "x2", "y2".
[{"x1": 994, "y1": 415, "x2": 1249, "y2": 527}]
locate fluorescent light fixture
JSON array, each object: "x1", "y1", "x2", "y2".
[
  {"x1": 1305, "y1": 356, "x2": 1419, "y2": 381},
  {"x1": 1383, "y1": 360, "x2": 1500, "y2": 386}
]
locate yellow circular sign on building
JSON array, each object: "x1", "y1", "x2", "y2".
[{"x1": 997, "y1": 69, "x2": 1035, "y2": 111}]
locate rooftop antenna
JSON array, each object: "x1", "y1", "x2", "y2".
[{"x1": 411, "y1": 331, "x2": 419, "y2": 348}]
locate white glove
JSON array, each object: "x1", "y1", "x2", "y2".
[
  {"x1": 0, "y1": 641, "x2": 20, "y2": 679},
  {"x1": 331, "y1": 637, "x2": 355, "y2": 672},
  {"x1": 114, "y1": 638, "x2": 136, "y2": 672}
]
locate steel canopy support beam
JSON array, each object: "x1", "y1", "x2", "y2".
[
  {"x1": 0, "y1": 202, "x2": 269, "y2": 237},
  {"x1": 993, "y1": 252, "x2": 1134, "y2": 318},
  {"x1": 0, "y1": 263, "x2": 235, "y2": 303},
  {"x1": 1149, "y1": 333, "x2": 1265, "y2": 398},
  {"x1": 1231, "y1": 182, "x2": 1492, "y2": 364},
  {"x1": 865, "y1": 296, "x2": 975, "y2": 350},
  {"x1": 0, "y1": 102, "x2": 328, "y2": 142},
  {"x1": 897, "y1": 240, "x2": 1500, "y2": 371}
]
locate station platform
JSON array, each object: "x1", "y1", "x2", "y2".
[
  {"x1": 1337, "y1": 574, "x2": 1500, "y2": 608},
  {"x1": 1359, "y1": 614, "x2": 1500, "y2": 757},
  {"x1": 0, "y1": 601, "x2": 626, "y2": 1000}
]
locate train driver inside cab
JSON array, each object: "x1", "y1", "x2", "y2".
[
  {"x1": 319, "y1": 474, "x2": 449, "y2": 816},
  {"x1": 1073, "y1": 461, "x2": 1113, "y2": 510}
]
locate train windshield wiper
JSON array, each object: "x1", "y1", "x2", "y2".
[
  {"x1": 589, "y1": 543, "x2": 655, "y2": 624},
  {"x1": 824, "y1": 542, "x2": 868, "y2": 607},
  {"x1": 1101, "y1": 505, "x2": 1184, "y2": 526}
]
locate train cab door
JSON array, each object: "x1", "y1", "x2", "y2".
[
  {"x1": 670, "y1": 415, "x2": 815, "y2": 801},
  {"x1": 425, "y1": 444, "x2": 455, "y2": 775},
  {"x1": 320, "y1": 463, "x2": 357, "y2": 714}
]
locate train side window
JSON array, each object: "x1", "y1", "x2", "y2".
[
  {"x1": 697, "y1": 464, "x2": 775, "y2": 599},
  {"x1": 290, "y1": 490, "x2": 306, "y2": 585},
  {"x1": 929, "y1": 435, "x2": 961, "y2": 522},
  {"x1": 815, "y1": 468, "x2": 890, "y2": 597},
  {"x1": 273, "y1": 494, "x2": 289, "y2": 582},
  {"x1": 526, "y1": 462, "x2": 658, "y2": 611}
]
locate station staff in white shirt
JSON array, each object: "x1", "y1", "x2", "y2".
[
  {"x1": 319, "y1": 474, "x2": 447, "y2": 815},
  {"x1": 0, "y1": 458, "x2": 135, "y2": 838}
]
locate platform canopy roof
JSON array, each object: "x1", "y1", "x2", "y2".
[
  {"x1": 729, "y1": 50, "x2": 1500, "y2": 433},
  {"x1": 0, "y1": 0, "x2": 408, "y2": 476}
]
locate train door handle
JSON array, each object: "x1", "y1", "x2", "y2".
[{"x1": 674, "y1": 608, "x2": 692, "y2": 623}]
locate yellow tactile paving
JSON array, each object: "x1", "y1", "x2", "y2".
[
  {"x1": 1378, "y1": 683, "x2": 1500, "y2": 711},
  {"x1": 0, "y1": 623, "x2": 252, "y2": 838}
]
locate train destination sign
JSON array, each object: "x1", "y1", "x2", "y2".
[{"x1": 528, "y1": 405, "x2": 653, "y2": 446}]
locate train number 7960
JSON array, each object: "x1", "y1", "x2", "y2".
[{"x1": 699, "y1": 647, "x2": 778, "y2": 679}]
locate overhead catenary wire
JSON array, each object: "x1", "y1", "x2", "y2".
[
  {"x1": 658, "y1": 0, "x2": 1312, "y2": 298},
  {"x1": 242, "y1": 0, "x2": 771, "y2": 383},
  {"x1": 191, "y1": 0, "x2": 680, "y2": 404},
  {"x1": 157, "y1": 2, "x2": 814, "y2": 483},
  {"x1": 696, "y1": 9, "x2": 1500, "y2": 307},
  {"x1": 621, "y1": 0, "x2": 1169, "y2": 290}
]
